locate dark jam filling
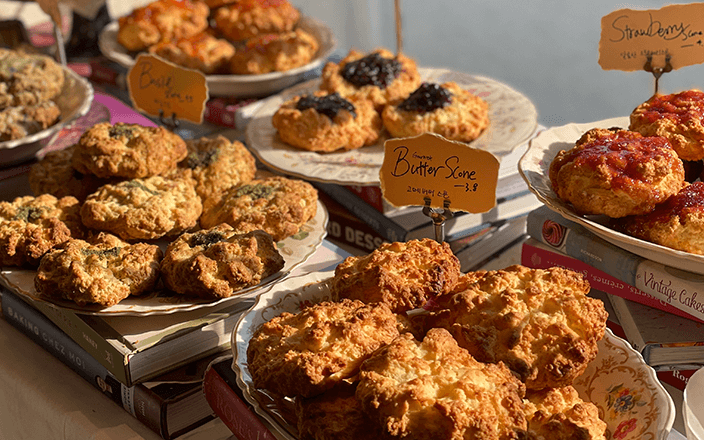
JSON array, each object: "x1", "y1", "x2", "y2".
[
  {"x1": 189, "y1": 230, "x2": 226, "y2": 248},
  {"x1": 340, "y1": 53, "x2": 402, "y2": 88},
  {"x1": 398, "y1": 83, "x2": 452, "y2": 114},
  {"x1": 295, "y1": 93, "x2": 356, "y2": 120},
  {"x1": 640, "y1": 90, "x2": 704, "y2": 124}
]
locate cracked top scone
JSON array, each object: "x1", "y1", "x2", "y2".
[
  {"x1": 80, "y1": 170, "x2": 202, "y2": 241},
  {"x1": 0, "y1": 194, "x2": 83, "y2": 267},
  {"x1": 148, "y1": 30, "x2": 235, "y2": 75},
  {"x1": 524, "y1": 386, "x2": 606, "y2": 440},
  {"x1": 34, "y1": 232, "x2": 163, "y2": 307},
  {"x1": 229, "y1": 29, "x2": 318, "y2": 74},
  {"x1": 381, "y1": 82, "x2": 489, "y2": 143},
  {"x1": 426, "y1": 265, "x2": 607, "y2": 390},
  {"x1": 72, "y1": 122, "x2": 188, "y2": 179},
  {"x1": 160, "y1": 224, "x2": 284, "y2": 298},
  {"x1": 199, "y1": 175, "x2": 317, "y2": 241},
  {"x1": 213, "y1": 0, "x2": 300, "y2": 42},
  {"x1": 356, "y1": 328, "x2": 528, "y2": 440},
  {"x1": 272, "y1": 91, "x2": 382, "y2": 153},
  {"x1": 319, "y1": 48, "x2": 421, "y2": 109},
  {"x1": 178, "y1": 135, "x2": 257, "y2": 205},
  {"x1": 549, "y1": 127, "x2": 685, "y2": 218}
]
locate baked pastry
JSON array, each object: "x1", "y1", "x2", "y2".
[
  {"x1": 330, "y1": 238, "x2": 461, "y2": 314},
  {"x1": 117, "y1": 0, "x2": 210, "y2": 52},
  {"x1": 356, "y1": 328, "x2": 528, "y2": 440},
  {"x1": 319, "y1": 48, "x2": 421, "y2": 109},
  {"x1": 630, "y1": 90, "x2": 704, "y2": 161},
  {"x1": 0, "y1": 101, "x2": 61, "y2": 141},
  {"x1": 179, "y1": 135, "x2": 257, "y2": 205},
  {"x1": 613, "y1": 181, "x2": 704, "y2": 255},
  {"x1": 80, "y1": 170, "x2": 202, "y2": 241},
  {"x1": 199, "y1": 175, "x2": 318, "y2": 241},
  {"x1": 72, "y1": 122, "x2": 188, "y2": 179},
  {"x1": 381, "y1": 82, "x2": 489, "y2": 143},
  {"x1": 426, "y1": 265, "x2": 608, "y2": 390},
  {"x1": 160, "y1": 224, "x2": 284, "y2": 298},
  {"x1": 524, "y1": 386, "x2": 607, "y2": 440},
  {"x1": 213, "y1": 0, "x2": 300, "y2": 42},
  {"x1": 0, "y1": 194, "x2": 82, "y2": 267},
  {"x1": 272, "y1": 91, "x2": 382, "y2": 153},
  {"x1": 35, "y1": 232, "x2": 162, "y2": 307},
  {"x1": 246, "y1": 298, "x2": 402, "y2": 398},
  {"x1": 549, "y1": 127, "x2": 685, "y2": 218},
  {"x1": 0, "y1": 48, "x2": 64, "y2": 108},
  {"x1": 148, "y1": 30, "x2": 235, "y2": 74},
  {"x1": 229, "y1": 29, "x2": 318, "y2": 74}
]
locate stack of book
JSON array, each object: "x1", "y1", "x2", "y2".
[{"x1": 521, "y1": 205, "x2": 704, "y2": 389}]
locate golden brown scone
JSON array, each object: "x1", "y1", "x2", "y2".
[
  {"x1": 630, "y1": 89, "x2": 704, "y2": 161},
  {"x1": 0, "y1": 194, "x2": 83, "y2": 267},
  {"x1": 382, "y1": 82, "x2": 489, "y2": 143},
  {"x1": 178, "y1": 135, "x2": 257, "y2": 205},
  {"x1": 319, "y1": 48, "x2": 421, "y2": 109},
  {"x1": 229, "y1": 29, "x2": 318, "y2": 74},
  {"x1": 549, "y1": 127, "x2": 685, "y2": 218},
  {"x1": 330, "y1": 238, "x2": 461, "y2": 314},
  {"x1": 0, "y1": 101, "x2": 61, "y2": 141},
  {"x1": 272, "y1": 91, "x2": 382, "y2": 153},
  {"x1": 524, "y1": 386, "x2": 606, "y2": 440},
  {"x1": 0, "y1": 48, "x2": 64, "y2": 107},
  {"x1": 427, "y1": 265, "x2": 608, "y2": 390},
  {"x1": 200, "y1": 175, "x2": 317, "y2": 241},
  {"x1": 117, "y1": 0, "x2": 210, "y2": 52},
  {"x1": 246, "y1": 298, "x2": 403, "y2": 398},
  {"x1": 200, "y1": 0, "x2": 237, "y2": 7},
  {"x1": 148, "y1": 30, "x2": 235, "y2": 74},
  {"x1": 34, "y1": 232, "x2": 162, "y2": 307},
  {"x1": 160, "y1": 224, "x2": 284, "y2": 298},
  {"x1": 80, "y1": 170, "x2": 202, "y2": 241},
  {"x1": 213, "y1": 0, "x2": 300, "y2": 42},
  {"x1": 356, "y1": 328, "x2": 528, "y2": 440},
  {"x1": 613, "y1": 181, "x2": 704, "y2": 255},
  {"x1": 72, "y1": 122, "x2": 188, "y2": 179}
]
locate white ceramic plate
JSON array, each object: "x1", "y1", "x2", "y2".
[
  {"x1": 520, "y1": 117, "x2": 704, "y2": 275},
  {"x1": 231, "y1": 271, "x2": 675, "y2": 440},
  {"x1": 0, "y1": 67, "x2": 94, "y2": 167},
  {"x1": 245, "y1": 68, "x2": 539, "y2": 186},
  {"x1": 98, "y1": 15, "x2": 337, "y2": 98},
  {"x1": 684, "y1": 367, "x2": 704, "y2": 440},
  {"x1": 0, "y1": 200, "x2": 328, "y2": 316}
]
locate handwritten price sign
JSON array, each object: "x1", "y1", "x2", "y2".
[
  {"x1": 599, "y1": 3, "x2": 704, "y2": 71},
  {"x1": 379, "y1": 133, "x2": 499, "y2": 213},
  {"x1": 127, "y1": 54, "x2": 208, "y2": 124}
]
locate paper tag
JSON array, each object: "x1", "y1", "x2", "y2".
[
  {"x1": 35, "y1": 0, "x2": 62, "y2": 26},
  {"x1": 379, "y1": 133, "x2": 499, "y2": 213},
  {"x1": 127, "y1": 54, "x2": 208, "y2": 124},
  {"x1": 599, "y1": 4, "x2": 704, "y2": 71}
]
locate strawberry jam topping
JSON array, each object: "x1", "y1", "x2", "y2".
[{"x1": 639, "y1": 90, "x2": 704, "y2": 124}]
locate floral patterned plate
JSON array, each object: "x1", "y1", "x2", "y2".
[
  {"x1": 245, "y1": 68, "x2": 538, "y2": 185},
  {"x1": 231, "y1": 271, "x2": 675, "y2": 440}
]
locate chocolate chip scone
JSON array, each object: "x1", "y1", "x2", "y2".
[
  {"x1": 34, "y1": 232, "x2": 163, "y2": 307},
  {"x1": 200, "y1": 176, "x2": 317, "y2": 241},
  {"x1": 160, "y1": 224, "x2": 284, "y2": 299},
  {"x1": 72, "y1": 122, "x2": 188, "y2": 179},
  {"x1": 80, "y1": 170, "x2": 202, "y2": 241}
]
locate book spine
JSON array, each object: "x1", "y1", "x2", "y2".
[
  {"x1": 527, "y1": 207, "x2": 704, "y2": 322},
  {"x1": 521, "y1": 240, "x2": 703, "y2": 323},
  {"x1": 320, "y1": 192, "x2": 388, "y2": 253},
  {"x1": 656, "y1": 369, "x2": 697, "y2": 392},
  {"x1": 0, "y1": 288, "x2": 168, "y2": 438}
]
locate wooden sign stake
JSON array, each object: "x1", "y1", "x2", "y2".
[{"x1": 395, "y1": 0, "x2": 403, "y2": 55}]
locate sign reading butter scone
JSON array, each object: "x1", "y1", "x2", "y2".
[
  {"x1": 127, "y1": 54, "x2": 208, "y2": 124},
  {"x1": 379, "y1": 132, "x2": 499, "y2": 213}
]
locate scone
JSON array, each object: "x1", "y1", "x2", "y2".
[
  {"x1": 229, "y1": 29, "x2": 318, "y2": 74},
  {"x1": 426, "y1": 265, "x2": 608, "y2": 390},
  {"x1": 246, "y1": 298, "x2": 402, "y2": 398},
  {"x1": 381, "y1": 82, "x2": 489, "y2": 143},
  {"x1": 199, "y1": 176, "x2": 318, "y2": 241},
  {"x1": 213, "y1": 0, "x2": 300, "y2": 42},
  {"x1": 160, "y1": 224, "x2": 284, "y2": 298},
  {"x1": 34, "y1": 232, "x2": 162, "y2": 307},
  {"x1": 72, "y1": 122, "x2": 188, "y2": 179},
  {"x1": 0, "y1": 48, "x2": 64, "y2": 108},
  {"x1": 356, "y1": 328, "x2": 528, "y2": 440},
  {"x1": 630, "y1": 89, "x2": 704, "y2": 161},
  {"x1": 0, "y1": 101, "x2": 61, "y2": 141},
  {"x1": 319, "y1": 48, "x2": 421, "y2": 109},
  {"x1": 549, "y1": 127, "x2": 685, "y2": 218},
  {"x1": 330, "y1": 238, "x2": 461, "y2": 314},
  {"x1": 524, "y1": 386, "x2": 607, "y2": 440},
  {"x1": 272, "y1": 91, "x2": 382, "y2": 153},
  {"x1": 117, "y1": 0, "x2": 210, "y2": 52},
  {"x1": 148, "y1": 31, "x2": 235, "y2": 74}
]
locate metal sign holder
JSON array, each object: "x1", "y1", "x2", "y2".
[
  {"x1": 422, "y1": 197, "x2": 453, "y2": 243},
  {"x1": 644, "y1": 54, "x2": 673, "y2": 95}
]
